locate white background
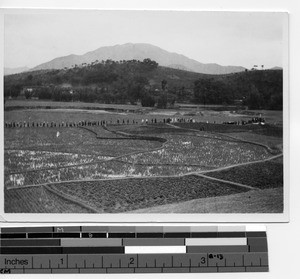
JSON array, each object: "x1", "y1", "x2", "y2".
[{"x1": 0, "y1": 0, "x2": 299, "y2": 278}]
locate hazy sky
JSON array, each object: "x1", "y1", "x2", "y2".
[{"x1": 4, "y1": 11, "x2": 286, "y2": 69}]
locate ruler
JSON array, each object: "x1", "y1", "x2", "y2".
[{"x1": 0, "y1": 226, "x2": 268, "y2": 274}]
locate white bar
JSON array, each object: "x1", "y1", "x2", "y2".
[
  {"x1": 125, "y1": 246, "x2": 186, "y2": 254},
  {"x1": 186, "y1": 238, "x2": 247, "y2": 246},
  {"x1": 246, "y1": 225, "x2": 266, "y2": 232}
]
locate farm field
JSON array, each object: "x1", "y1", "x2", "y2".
[
  {"x1": 204, "y1": 157, "x2": 283, "y2": 189},
  {"x1": 4, "y1": 104, "x2": 284, "y2": 213},
  {"x1": 129, "y1": 187, "x2": 283, "y2": 213},
  {"x1": 5, "y1": 176, "x2": 248, "y2": 213}
]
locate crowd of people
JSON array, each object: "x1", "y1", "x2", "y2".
[
  {"x1": 4, "y1": 116, "x2": 265, "y2": 129},
  {"x1": 223, "y1": 117, "x2": 265, "y2": 125},
  {"x1": 4, "y1": 117, "x2": 197, "y2": 129}
]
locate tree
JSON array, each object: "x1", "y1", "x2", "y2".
[
  {"x1": 141, "y1": 93, "x2": 156, "y2": 107},
  {"x1": 161, "y1": 79, "x2": 167, "y2": 91},
  {"x1": 246, "y1": 84, "x2": 262, "y2": 109},
  {"x1": 157, "y1": 95, "x2": 168, "y2": 109}
]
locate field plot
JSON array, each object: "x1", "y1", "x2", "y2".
[
  {"x1": 4, "y1": 108, "x2": 283, "y2": 213},
  {"x1": 4, "y1": 150, "x2": 101, "y2": 173},
  {"x1": 121, "y1": 134, "x2": 270, "y2": 167},
  {"x1": 205, "y1": 157, "x2": 283, "y2": 189},
  {"x1": 46, "y1": 176, "x2": 248, "y2": 213},
  {"x1": 4, "y1": 186, "x2": 93, "y2": 213}
]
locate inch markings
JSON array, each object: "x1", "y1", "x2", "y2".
[{"x1": 0, "y1": 226, "x2": 268, "y2": 273}]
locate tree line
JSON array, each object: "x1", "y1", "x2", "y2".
[{"x1": 4, "y1": 58, "x2": 283, "y2": 110}]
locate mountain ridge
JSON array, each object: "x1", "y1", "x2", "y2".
[{"x1": 31, "y1": 43, "x2": 246, "y2": 75}]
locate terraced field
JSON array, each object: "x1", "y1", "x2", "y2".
[{"x1": 4, "y1": 109, "x2": 283, "y2": 213}]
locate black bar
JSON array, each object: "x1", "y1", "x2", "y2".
[
  {"x1": 217, "y1": 232, "x2": 246, "y2": 238},
  {"x1": 0, "y1": 233, "x2": 27, "y2": 239},
  {"x1": 191, "y1": 232, "x2": 218, "y2": 238},
  {"x1": 28, "y1": 233, "x2": 53, "y2": 238},
  {"x1": 108, "y1": 233, "x2": 135, "y2": 238},
  {"x1": 246, "y1": 232, "x2": 267, "y2": 237},
  {"x1": 62, "y1": 247, "x2": 124, "y2": 254},
  {"x1": 1, "y1": 239, "x2": 60, "y2": 247},
  {"x1": 1, "y1": 247, "x2": 63, "y2": 254},
  {"x1": 164, "y1": 233, "x2": 191, "y2": 238},
  {"x1": 53, "y1": 233, "x2": 80, "y2": 238},
  {"x1": 137, "y1": 233, "x2": 164, "y2": 238},
  {"x1": 82, "y1": 233, "x2": 107, "y2": 238}
]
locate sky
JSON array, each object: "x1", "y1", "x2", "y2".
[{"x1": 4, "y1": 10, "x2": 287, "y2": 69}]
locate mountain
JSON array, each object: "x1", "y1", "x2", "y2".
[
  {"x1": 31, "y1": 43, "x2": 245, "y2": 75},
  {"x1": 4, "y1": 67, "x2": 30, "y2": 75}
]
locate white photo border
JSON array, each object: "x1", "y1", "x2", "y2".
[{"x1": 0, "y1": 8, "x2": 289, "y2": 223}]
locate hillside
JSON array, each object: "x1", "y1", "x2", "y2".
[
  {"x1": 31, "y1": 43, "x2": 245, "y2": 75},
  {"x1": 4, "y1": 59, "x2": 282, "y2": 110}
]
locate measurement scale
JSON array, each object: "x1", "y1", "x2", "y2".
[{"x1": 0, "y1": 226, "x2": 268, "y2": 273}]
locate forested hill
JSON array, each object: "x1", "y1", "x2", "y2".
[
  {"x1": 4, "y1": 59, "x2": 282, "y2": 110},
  {"x1": 194, "y1": 69, "x2": 283, "y2": 110}
]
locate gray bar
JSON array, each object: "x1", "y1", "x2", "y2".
[
  {"x1": 1, "y1": 239, "x2": 60, "y2": 247},
  {"x1": 1, "y1": 227, "x2": 27, "y2": 233},
  {"x1": 135, "y1": 268, "x2": 162, "y2": 273},
  {"x1": 108, "y1": 227, "x2": 136, "y2": 233},
  {"x1": 218, "y1": 226, "x2": 246, "y2": 232},
  {"x1": 187, "y1": 245, "x2": 248, "y2": 253},
  {"x1": 54, "y1": 227, "x2": 81, "y2": 233},
  {"x1": 107, "y1": 268, "x2": 135, "y2": 273},
  {"x1": 81, "y1": 226, "x2": 109, "y2": 232},
  {"x1": 61, "y1": 238, "x2": 122, "y2": 247},
  {"x1": 52, "y1": 268, "x2": 79, "y2": 273},
  {"x1": 191, "y1": 267, "x2": 218, "y2": 273},
  {"x1": 1, "y1": 227, "x2": 53, "y2": 233},
  {"x1": 163, "y1": 227, "x2": 191, "y2": 232},
  {"x1": 123, "y1": 238, "x2": 184, "y2": 246},
  {"x1": 190, "y1": 226, "x2": 218, "y2": 232},
  {"x1": 219, "y1": 267, "x2": 246, "y2": 272},
  {"x1": 135, "y1": 226, "x2": 164, "y2": 233},
  {"x1": 163, "y1": 267, "x2": 190, "y2": 273},
  {"x1": 249, "y1": 245, "x2": 268, "y2": 252},
  {"x1": 248, "y1": 237, "x2": 268, "y2": 246},
  {"x1": 26, "y1": 227, "x2": 53, "y2": 233},
  {"x1": 246, "y1": 266, "x2": 269, "y2": 272},
  {"x1": 24, "y1": 269, "x2": 52, "y2": 273},
  {"x1": 79, "y1": 268, "x2": 106, "y2": 273}
]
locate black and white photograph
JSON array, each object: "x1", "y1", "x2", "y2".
[{"x1": 2, "y1": 10, "x2": 288, "y2": 217}]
